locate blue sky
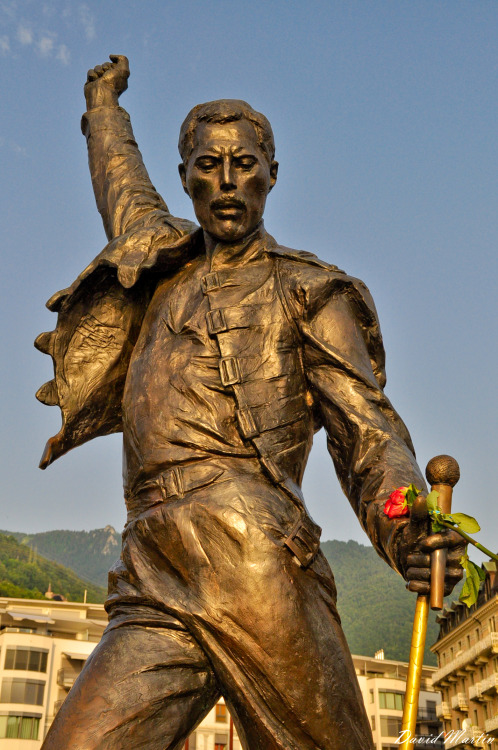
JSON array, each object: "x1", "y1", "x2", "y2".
[{"x1": 1, "y1": 1, "x2": 496, "y2": 561}]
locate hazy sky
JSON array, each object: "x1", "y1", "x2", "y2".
[{"x1": 1, "y1": 1, "x2": 496, "y2": 562}]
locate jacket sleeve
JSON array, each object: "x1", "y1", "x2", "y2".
[
  {"x1": 81, "y1": 105, "x2": 193, "y2": 240},
  {"x1": 281, "y1": 261, "x2": 426, "y2": 575},
  {"x1": 35, "y1": 107, "x2": 200, "y2": 469}
]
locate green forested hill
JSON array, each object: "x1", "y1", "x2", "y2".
[
  {"x1": 2, "y1": 526, "x2": 120, "y2": 587},
  {"x1": 0, "y1": 533, "x2": 106, "y2": 603},
  {"x1": 321, "y1": 539, "x2": 460, "y2": 666}
]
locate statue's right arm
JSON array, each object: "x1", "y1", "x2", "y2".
[{"x1": 82, "y1": 55, "x2": 174, "y2": 241}]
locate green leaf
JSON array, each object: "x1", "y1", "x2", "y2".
[
  {"x1": 425, "y1": 491, "x2": 440, "y2": 512},
  {"x1": 428, "y1": 510, "x2": 444, "y2": 533},
  {"x1": 459, "y1": 556, "x2": 486, "y2": 608},
  {"x1": 450, "y1": 513, "x2": 481, "y2": 534},
  {"x1": 405, "y1": 484, "x2": 421, "y2": 507}
]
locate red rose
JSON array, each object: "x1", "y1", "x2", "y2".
[{"x1": 384, "y1": 487, "x2": 409, "y2": 518}]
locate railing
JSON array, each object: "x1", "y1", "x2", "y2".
[
  {"x1": 480, "y1": 671, "x2": 498, "y2": 695},
  {"x1": 450, "y1": 693, "x2": 468, "y2": 711},
  {"x1": 469, "y1": 682, "x2": 483, "y2": 701},
  {"x1": 484, "y1": 713, "x2": 498, "y2": 735},
  {"x1": 57, "y1": 668, "x2": 79, "y2": 688},
  {"x1": 432, "y1": 633, "x2": 498, "y2": 685},
  {"x1": 417, "y1": 708, "x2": 440, "y2": 722}
]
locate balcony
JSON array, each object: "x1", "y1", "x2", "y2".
[
  {"x1": 54, "y1": 699, "x2": 65, "y2": 714},
  {"x1": 444, "y1": 726, "x2": 486, "y2": 748},
  {"x1": 484, "y1": 713, "x2": 498, "y2": 737},
  {"x1": 433, "y1": 634, "x2": 498, "y2": 686},
  {"x1": 468, "y1": 682, "x2": 484, "y2": 702},
  {"x1": 475, "y1": 632, "x2": 498, "y2": 659},
  {"x1": 57, "y1": 668, "x2": 80, "y2": 688},
  {"x1": 436, "y1": 701, "x2": 452, "y2": 719},
  {"x1": 480, "y1": 671, "x2": 498, "y2": 695},
  {"x1": 417, "y1": 708, "x2": 440, "y2": 724},
  {"x1": 450, "y1": 693, "x2": 469, "y2": 711}
]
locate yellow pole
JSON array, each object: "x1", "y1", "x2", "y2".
[
  {"x1": 400, "y1": 594, "x2": 429, "y2": 748},
  {"x1": 399, "y1": 455, "x2": 460, "y2": 749}
]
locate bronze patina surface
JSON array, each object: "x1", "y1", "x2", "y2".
[{"x1": 36, "y1": 55, "x2": 464, "y2": 750}]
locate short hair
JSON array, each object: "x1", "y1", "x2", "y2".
[{"x1": 178, "y1": 99, "x2": 275, "y2": 165}]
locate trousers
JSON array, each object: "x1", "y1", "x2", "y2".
[{"x1": 42, "y1": 459, "x2": 374, "y2": 749}]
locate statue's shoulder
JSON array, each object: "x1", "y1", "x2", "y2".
[
  {"x1": 267, "y1": 241, "x2": 345, "y2": 274},
  {"x1": 267, "y1": 238, "x2": 378, "y2": 326}
]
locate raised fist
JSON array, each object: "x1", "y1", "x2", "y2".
[{"x1": 84, "y1": 55, "x2": 130, "y2": 110}]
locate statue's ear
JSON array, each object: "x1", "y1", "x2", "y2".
[
  {"x1": 269, "y1": 160, "x2": 279, "y2": 191},
  {"x1": 178, "y1": 163, "x2": 190, "y2": 196}
]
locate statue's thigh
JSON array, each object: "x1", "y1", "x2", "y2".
[{"x1": 41, "y1": 624, "x2": 220, "y2": 750}]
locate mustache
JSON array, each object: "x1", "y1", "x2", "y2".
[{"x1": 210, "y1": 196, "x2": 246, "y2": 210}]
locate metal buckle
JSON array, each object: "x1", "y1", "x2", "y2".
[
  {"x1": 260, "y1": 456, "x2": 284, "y2": 484},
  {"x1": 219, "y1": 357, "x2": 241, "y2": 386},
  {"x1": 236, "y1": 407, "x2": 259, "y2": 438},
  {"x1": 283, "y1": 516, "x2": 321, "y2": 568},
  {"x1": 162, "y1": 467, "x2": 184, "y2": 499},
  {"x1": 206, "y1": 308, "x2": 228, "y2": 334},
  {"x1": 201, "y1": 272, "x2": 220, "y2": 293}
]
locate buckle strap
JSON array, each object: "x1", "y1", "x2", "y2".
[
  {"x1": 201, "y1": 270, "x2": 240, "y2": 293},
  {"x1": 134, "y1": 464, "x2": 225, "y2": 503},
  {"x1": 206, "y1": 305, "x2": 254, "y2": 335},
  {"x1": 219, "y1": 357, "x2": 242, "y2": 386},
  {"x1": 284, "y1": 514, "x2": 322, "y2": 568}
]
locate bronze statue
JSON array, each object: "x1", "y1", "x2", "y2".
[{"x1": 36, "y1": 55, "x2": 465, "y2": 749}]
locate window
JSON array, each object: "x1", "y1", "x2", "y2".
[
  {"x1": 371, "y1": 716, "x2": 376, "y2": 730},
  {"x1": 380, "y1": 716, "x2": 402, "y2": 736},
  {"x1": 214, "y1": 734, "x2": 228, "y2": 749},
  {"x1": 425, "y1": 700, "x2": 436, "y2": 719},
  {"x1": 4, "y1": 648, "x2": 48, "y2": 673},
  {"x1": 0, "y1": 679, "x2": 45, "y2": 706},
  {"x1": 369, "y1": 689, "x2": 374, "y2": 703},
  {"x1": 379, "y1": 691, "x2": 404, "y2": 711},
  {"x1": 0, "y1": 714, "x2": 40, "y2": 740},
  {"x1": 215, "y1": 703, "x2": 228, "y2": 722}
]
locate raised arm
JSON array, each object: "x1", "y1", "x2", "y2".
[{"x1": 82, "y1": 55, "x2": 173, "y2": 240}]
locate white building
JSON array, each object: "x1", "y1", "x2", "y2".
[
  {"x1": 0, "y1": 598, "x2": 106, "y2": 749},
  {"x1": 353, "y1": 649, "x2": 443, "y2": 749},
  {"x1": 0, "y1": 597, "x2": 442, "y2": 749}
]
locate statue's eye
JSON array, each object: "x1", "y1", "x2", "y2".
[
  {"x1": 235, "y1": 156, "x2": 257, "y2": 170},
  {"x1": 195, "y1": 157, "x2": 218, "y2": 171}
]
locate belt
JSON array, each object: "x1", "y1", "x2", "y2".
[
  {"x1": 126, "y1": 459, "x2": 320, "y2": 568},
  {"x1": 126, "y1": 462, "x2": 226, "y2": 516}
]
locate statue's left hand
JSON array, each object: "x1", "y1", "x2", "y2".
[
  {"x1": 398, "y1": 499, "x2": 465, "y2": 596},
  {"x1": 84, "y1": 54, "x2": 130, "y2": 110}
]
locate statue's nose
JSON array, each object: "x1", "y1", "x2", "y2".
[{"x1": 220, "y1": 158, "x2": 236, "y2": 190}]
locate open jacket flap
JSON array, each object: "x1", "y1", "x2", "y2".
[{"x1": 35, "y1": 221, "x2": 202, "y2": 469}]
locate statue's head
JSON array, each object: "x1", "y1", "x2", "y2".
[{"x1": 178, "y1": 100, "x2": 278, "y2": 243}]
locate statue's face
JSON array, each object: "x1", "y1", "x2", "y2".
[{"x1": 180, "y1": 119, "x2": 277, "y2": 243}]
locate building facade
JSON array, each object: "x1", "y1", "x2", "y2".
[
  {"x1": 0, "y1": 598, "x2": 107, "y2": 749},
  {"x1": 353, "y1": 649, "x2": 442, "y2": 749},
  {"x1": 0, "y1": 597, "x2": 444, "y2": 749},
  {"x1": 431, "y1": 561, "x2": 498, "y2": 749}
]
